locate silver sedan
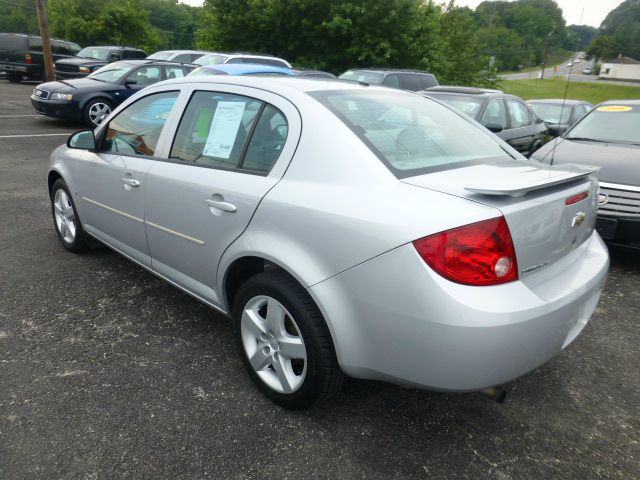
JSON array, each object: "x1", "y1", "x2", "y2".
[{"x1": 47, "y1": 76, "x2": 609, "y2": 409}]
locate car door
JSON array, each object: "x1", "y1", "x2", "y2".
[
  {"x1": 143, "y1": 85, "x2": 301, "y2": 307},
  {"x1": 74, "y1": 90, "x2": 181, "y2": 267},
  {"x1": 504, "y1": 98, "x2": 535, "y2": 154}
]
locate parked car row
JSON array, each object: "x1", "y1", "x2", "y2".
[{"x1": 5, "y1": 32, "x2": 634, "y2": 409}]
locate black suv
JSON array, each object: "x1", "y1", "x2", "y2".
[
  {"x1": 0, "y1": 33, "x2": 81, "y2": 82},
  {"x1": 55, "y1": 46, "x2": 147, "y2": 79},
  {"x1": 338, "y1": 68, "x2": 439, "y2": 91}
]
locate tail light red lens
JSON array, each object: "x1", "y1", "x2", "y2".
[
  {"x1": 565, "y1": 191, "x2": 589, "y2": 205},
  {"x1": 25, "y1": 53, "x2": 32, "y2": 64},
  {"x1": 413, "y1": 216, "x2": 518, "y2": 286}
]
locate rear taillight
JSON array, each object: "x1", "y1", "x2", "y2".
[
  {"x1": 565, "y1": 191, "x2": 589, "y2": 205},
  {"x1": 79, "y1": 66, "x2": 90, "y2": 73},
  {"x1": 413, "y1": 216, "x2": 518, "y2": 286},
  {"x1": 25, "y1": 53, "x2": 32, "y2": 64}
]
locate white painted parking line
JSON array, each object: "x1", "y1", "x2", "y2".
[{"x1": 0, "y1": 133, "x2": 72, "y2": 139}]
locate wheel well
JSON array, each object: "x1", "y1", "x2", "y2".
[{"x1": 48, "y1": 170, "x2": 62, "y2": 194}]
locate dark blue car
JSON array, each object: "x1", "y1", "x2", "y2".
[{"x1": 30, "y1": 60, "x2": 194, "y2": 127}]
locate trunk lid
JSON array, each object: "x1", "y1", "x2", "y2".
[{"x1": 402, "y1": 159, "x2": 600, "y2": 281}]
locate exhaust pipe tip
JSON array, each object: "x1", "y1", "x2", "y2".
[{"x1": 480, "y1": 387, "x2": 507, "y2": 403}]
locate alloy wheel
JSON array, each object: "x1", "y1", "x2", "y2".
[
  {"x1": 240, "y1": 295, "x2": 307, "y2": 394},
  {"x1": 53, "y1": 188, "x2": 76, "y2": 244},
  {"x1": 88, "y1": 102, "x2": 111, "y2": 126}
]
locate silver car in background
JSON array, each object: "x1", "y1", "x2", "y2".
[{"x1": 47, "y1": 77, "x2": 609, "y2": 409}]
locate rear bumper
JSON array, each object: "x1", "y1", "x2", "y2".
[
  {"x1": 596, "y1": 215, "x2": 640, "y2": 248},
  {"x1": 310, "y1": 231, "x2": 609, "y2": 391},
  {"x1": 30, "y1": 96, "x2": 81, "y2": 122}
]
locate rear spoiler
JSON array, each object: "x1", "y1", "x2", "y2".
[{"x1": 465, "y1": 163, "x2": 600, "y2": 197}]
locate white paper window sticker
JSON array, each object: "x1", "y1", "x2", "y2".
[{"x1": 203, "y1": 101, "x2": 246, "y2": 159}]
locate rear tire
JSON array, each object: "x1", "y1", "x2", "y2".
[
  {"x1": 50, "y1": 179, "x2": 91, "y2": 253},
  {"x1": 233, "y1": 270, "x2": 345, "y2": 409},
  {"x1": 7, "y1": 72, "x2": 22, "y2": 83}
]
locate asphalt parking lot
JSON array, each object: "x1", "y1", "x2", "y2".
[{"x1": 0, "y1": 79, "x2": 638, "y2": 480}]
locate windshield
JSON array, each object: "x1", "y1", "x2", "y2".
[
  {"x1": 77, "y1": 47, "x2": 112, "y2": 61},
  {"x1": 311, "y1": 90, "x2": 511, "y2": 177},
  {"x1": 528, "y1": 103, "x2": 572, "y2": 125},
  {"x1": 88, "y1": 62, "x2": 134, "y2": 83},
  {"x1": 426, "y1": 93, "x2": 484, "y2": 119},
  {"x1": 339, "y1": 70, "x2": 384, "y2": 84},
  {"x1": 194, "y1": 54, "x2": 229, "y2": 66},
  {"x1": 147, "y1": 51, "x2": 173, "y2": 60},
  {"x1": 187, "y1": 66, "x2": 226, "y2": 76},
  {"x1": 566, "y1": 104, "x2": 640, "y2": 144}
]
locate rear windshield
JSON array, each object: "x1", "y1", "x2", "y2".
[
  {"x1": 565, "y1": 104, "x2": 640, "y2": 144},
  {"x1": 147, "y1": 51, "x2": 173, "y2": 60},
  {"x1": 78, "y1": 47, "x2": 112, "y2": 61},
  {"x1": 194, "y1": 54, "x2": 229, "y2": 66},
  {"x1": 426, "y1": 93, "x2": 484, "y2": 119},
  {"x1": 311, "y1": 90, "x2": 510, "y2": 178},
  {"x1": 528, "y1": 103, "x2": 572, "y2": 125},
  {"x1": 339, "y1": 70, "x2": 384, "y2": 84},
  {"x1": 188, "y1": 66, "x2": 226, "y2": 76}
]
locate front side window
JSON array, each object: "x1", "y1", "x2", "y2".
[
  {"x1": 164, "y1": 66, "x2": 190, "y2": 79},
  {"x1": 506, "y1": 99, "x2": 531, "y2": 128},
  {"x1": 126, "y1": 66, "x2": 162, "y2": 86},
  {"x1": 382, "y1": 74, "x2": 400, "y2": 88},
  {"x1": 312, "y1": 90, "x2": 510, "y2": 177},
  {"x1": 194, "y1": 54, "x2": 229, "y2": 66},
  {"x1": 101, "y1": 91, "x2": 179, "y2": 157},
  {"x1": 170, "y1": 91, "x2": 288, "y2": 173},
  {"x1": 481, "y1": 99, "x2": 508, "y2": 130}
]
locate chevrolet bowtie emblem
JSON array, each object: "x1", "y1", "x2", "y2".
[{"x1": 572, "y1": 211, "x2": 586, "y2": 228}]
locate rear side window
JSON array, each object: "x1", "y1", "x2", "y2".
[
  {"x1": 170, "y1": 91, "x2": 263, "y2": 169},
  {"x1": 399, "y1": 74, "x2": 422, "y2": 91},
  {"x1": 170, "y1": 91, "x2": 288, "y2": 173},
  {"x1": 1, "y1": 34, "x2": 28, "y2": 50},
  {"x1": 382, "y1": 74, "x2": 400, "y2": 88},
  {"x1": 506, "y1": 99, "x2": 531, "y2": 128},
  {"x1": 312, "y1": 90, "x2": 509, "y2": 177},
  {"x1": 164, "y1": 66, "x2": 190, "y2": 79},
  {"x1": 102, "y1": 91, "x2": 179, "y2": 157},
  {"x1": 481, "y1": 99, "x2": 508, "y2": 130},
  {"x1": 419, "y1": 74, "x2": 438, "y2": 89},
  {"x1": 52, "y1": 41, "x2": 81, "y2": 56},
  {"x1": 172, "y1": 54, "x2": 191, "y2": 63},
  {"x1": 29, "y1": 37, "x2": 42, "y2": 52}
]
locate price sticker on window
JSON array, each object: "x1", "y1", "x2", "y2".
[{"x1": 203, "y1": 101, "x2": 246, "y2": 158}]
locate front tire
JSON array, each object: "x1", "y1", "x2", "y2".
[
  {"x1": 233, "y1": 270, "x2": 345, "y2": 409},
  {"x1": 50, "y1": 179, "x2": 91, "y2": 253},
  {"x1": 83, "y1": 98, "x2": 112, "y2": 128}
]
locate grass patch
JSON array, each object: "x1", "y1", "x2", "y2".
[{"x1": 501, "y1": 79, "x2": 640, "y2": 104}]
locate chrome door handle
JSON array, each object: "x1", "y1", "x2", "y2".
[
  {"x1": 206, "y1": 198, "x2": 237, "y2": 213},
  {"x1": 121, "y1": 177, "x2": 140, "y2": 188}
]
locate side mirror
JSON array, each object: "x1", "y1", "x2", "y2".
[
  {"x1": 67, "y1": 129, "x2": 96, "y2": 150},
  {"x1": 536, "y1": 117, "x2": 545, "y2": 124},
  {"x1": 485, "y1": 123, "x2": 504, "y2": 133},
  {"x1": 124, "y1": 78, "x2": 137, "y2": 87}
]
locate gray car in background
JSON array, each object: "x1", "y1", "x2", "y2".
[
  {"x1": 527, "y1": 99, "x2": 593, "y2": 137},
  {"x1": 47, "y1": 77, "x2": 608, "y2": 409}
]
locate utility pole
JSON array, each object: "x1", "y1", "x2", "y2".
[
  {"x1": 35, "y1": 0, "x2": 54, "y2": 82},
  {"x1": 539, "y1": 30, "x2": 553, "y2": 80}
]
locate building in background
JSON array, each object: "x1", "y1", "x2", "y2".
[{"x1": 599, "y1": 56, "x2": 640, "y2": 83}]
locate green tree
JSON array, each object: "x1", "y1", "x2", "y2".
[
  {"x1": 196, "y1": 0, "x2": 442, "y2": 74},
  {"x1": 588, "y1": 0, "x2": 640, "y2": 61},
  {"x1": 0, "y1": 0, "x2": 39, "y2": 34}
]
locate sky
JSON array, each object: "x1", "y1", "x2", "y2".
[{"x1": 180, "y1": 0, "x2": 625, "y2": 28}]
